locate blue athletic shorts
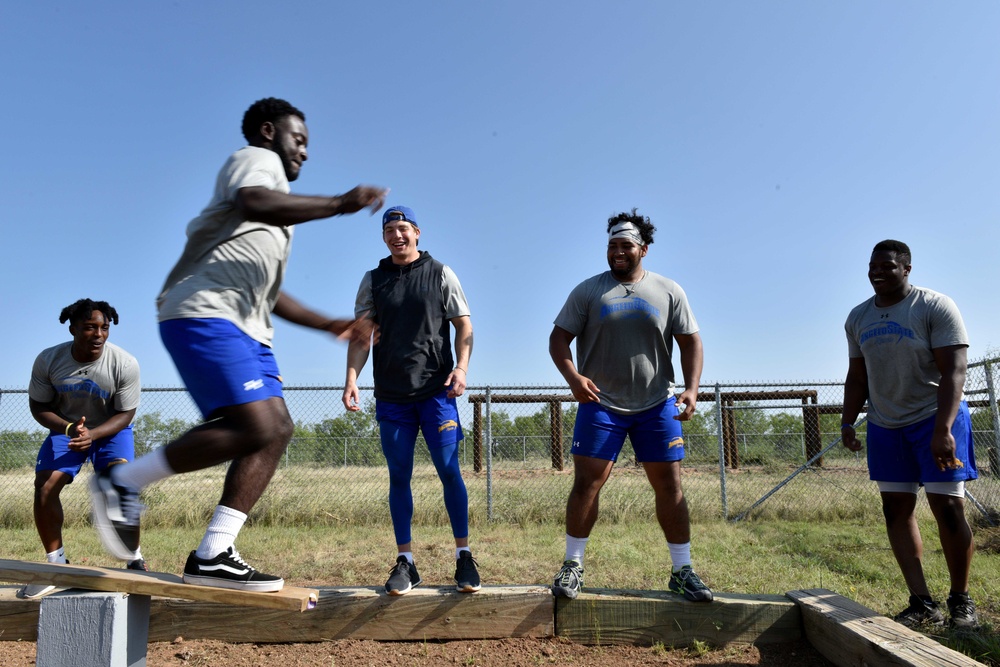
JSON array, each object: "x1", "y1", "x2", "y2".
[
  {"x1": 376, "y1": 390, "x2": 464, "y2": 451},
  {"x1": 572, "y1": 397, "x2": 685, "y2": 463},
  {"x1": 36, "y1": 425, "x2": 134, "y2": 481},
  {"x1": 160, "y1": 318, "x2": 284, "y2": 418},
  {"x1": 867, "y1": 402, "x2": 978, "y2": 484}
]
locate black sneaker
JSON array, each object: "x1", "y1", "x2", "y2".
[
  {"x1": 668, "y1": 566, "x2": 713, "y2": 602},
  {"x1": 947, "y1": 592, "x2": 980, "y2": 629},
  {"x1": 455, "y1": 550, "x2": 481, "y2": 593},
  {"x1": 385, "y1": 555, "x2": 421, "y2": 596},
  {"x1": 893, "y1": 594, "x2": 945, "y2": 627},
  {"x1": 182, "y1": 547, "x2": 284, "y2": 592},
  {"x1": 89, "y1": 469, "x2": 142, "y2": 560},
  {"x1": 126, "y1": 558, "x2": 149, "y2": 572},
  {"x1": 552, "y1": 560, "x2": 583, "y2": 599}
]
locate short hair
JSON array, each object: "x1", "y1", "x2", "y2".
[
  {"x1": 606, "y1": 208, "x2": 656, "y2": 245},
  {"x1": 241, "y1": 98, "x2": 306, "y2": 142},
  {"x1": 59, "y1": 299, "x2": 119, "y2": 326},
  {"x1": 872, "y1": 239, "x2": 911, "y2": 265}
]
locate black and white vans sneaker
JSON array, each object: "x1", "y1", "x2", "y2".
[{"x1": 182, "y1": 547, "x2": 284, "y2": 592}]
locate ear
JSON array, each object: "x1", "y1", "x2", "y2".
[
  {"x1": 259, "y1": 121, "x2": 277, "y2": 144},
  {"x1": 640, "y1": 245, "x2": 648, "y2": 257}
]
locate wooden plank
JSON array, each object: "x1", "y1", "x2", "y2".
[
  {"x1": 787, "y1": 588, "x2": 985, "y2": 667},
  {"x1": 146, "y1": 585, "x2": 554, "y2": 642},
  {"x1": 556, "y1": 588, "x2": 801, "y2": 646},
  {"x1": 0, "y1": 560, "x2": 317, "y2": 612},
  {"x1": 0, "y1": 587, "x2": 40, "y2": 641},
  {"x1": 0, "y1": 585, "x2": 553, "y2": 643}
]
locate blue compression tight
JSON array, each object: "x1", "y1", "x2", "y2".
[{"x1": 381, "y1": 426, "x2": 469, "y2": 546}]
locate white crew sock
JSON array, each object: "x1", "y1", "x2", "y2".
[
  {"x1": 398, "y1": 551, "x2": 414, "y2": 564},
  {"x1": 111, "y1": 447, "x2": 174, "y2": 490},
  {"x1": 456, "y1": 547, "x2": 471, "y2": 559},
  {"x1": 195, "y1": 505, "x2": 247, "y2": 559}
]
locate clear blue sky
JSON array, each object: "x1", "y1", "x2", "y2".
[{"x1": 3, "y1": 2, "x2": 998, "y2": 390}]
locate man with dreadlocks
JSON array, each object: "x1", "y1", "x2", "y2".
[{"x1": 20, "y1": 299, "x2": 143, "y2": 598}]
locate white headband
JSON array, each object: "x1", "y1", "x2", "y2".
[{"x1": 608, "y1": 221, "x2": 644, "y2": 246}]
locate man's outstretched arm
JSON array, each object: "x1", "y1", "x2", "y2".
[{"x1": 236, "y1": 185, "x2": 388, "y2": 226}]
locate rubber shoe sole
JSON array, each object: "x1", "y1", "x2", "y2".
[{"x1": 183, "y1": 549, "x2": 284, "y2": 593}]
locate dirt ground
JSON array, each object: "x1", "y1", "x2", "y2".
[{"x1": 0, "y1": 636, "x2": 833, "y2": 666}]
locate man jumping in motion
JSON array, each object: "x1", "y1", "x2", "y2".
[{"x1": 91, "y1": 97, "x2": 387, "y2": 591}]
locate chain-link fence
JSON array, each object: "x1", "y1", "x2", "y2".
[{"x1": 1, "y1": 357, "x2": 998, "y2": 530}]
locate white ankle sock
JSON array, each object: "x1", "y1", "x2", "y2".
[
  {"x1": 668, "y1": 542, "x2": 691, "y2": 571},
  {"x1": 46, "y1": 547, "x2": 67, "y2": 564},
  {"x1": 565, "y1": 534, "x2": 588, "y2": 566}
]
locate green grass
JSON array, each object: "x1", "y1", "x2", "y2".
[
  {"x1": 2, "y1": 518, "x2": 998, "y2": 662},
  {"x1": 0, "y1": 462, "x2": 997, "y2": 662}
]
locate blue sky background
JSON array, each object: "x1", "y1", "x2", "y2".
[{"x1": 3, "y1": 2, "x2": 998, "y2": 390}]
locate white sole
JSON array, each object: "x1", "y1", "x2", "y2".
[{"x1": 182, "y1": 574, "x2": 284, "y2": 593}]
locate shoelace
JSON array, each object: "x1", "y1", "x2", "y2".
[
  {"x1": 388, "y1": 559, "x2": 409, "y2": 577},
  {"x1": 556, "y1": 563, "x2": 581, "y2": 586},
  {"x1": 950, "y1": 599, "x2": 975, "y2": 615},
  {"x1": 229, "y1": 550, "x2": 258, "y2": 572}
]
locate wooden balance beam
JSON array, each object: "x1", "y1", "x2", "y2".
[
  {"x1": 0, "y1": 559, "x2": 320, "y2": 667},
  {"x1": 0, "y1": 559, "x2": 318, "y2": 611}
]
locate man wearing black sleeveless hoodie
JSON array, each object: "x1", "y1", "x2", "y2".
[{"x1": 343, "y1": 205, "x2": 479, "y2": 596}]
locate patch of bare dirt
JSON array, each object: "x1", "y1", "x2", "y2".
[{"x1": 0, "y1": 636, "x2": 833, "y2": 666}]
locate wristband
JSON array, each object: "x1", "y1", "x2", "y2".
[
  {"x1": 840, "y1": 423, "x2": 854, "y2": 430},
  {"x1": 454, "y1": 367, "x2": 467, "y2": 373},
  {"x1": 65, "y1": 422, "x2": 74, "y2": 436}
]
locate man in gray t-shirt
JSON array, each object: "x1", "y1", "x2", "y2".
[
  {"x1": 21, "y1": 299, "x2": 143, "y2": 598},
  {"x1": 841, "y1": 239, "x2": 979, "y2": 629},
  {"x1": 90, "y1": 98, "x2": 388, "y2": 592},
  {"x1": 549, "y1": 209, "x2": 711, "y2": 603}
]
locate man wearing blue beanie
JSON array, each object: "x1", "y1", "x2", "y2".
[{"x1": 343, "y1": 205, "x2": 479, "y2": 595}]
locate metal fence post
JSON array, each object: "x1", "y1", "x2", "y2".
[
  {"x1": 986, "y1": 361, "x2": 1000, "y2": 478},
  {"x1": 485, "y1": 386, "x2": 493, "y2": 521},
  {"x1": 714, "y1": 383, "x2": 728, "y2": 520}
]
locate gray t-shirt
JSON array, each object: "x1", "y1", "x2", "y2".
[
  {"x1": 845, "y1": 285, "x2": 968, "y2": 428},
  {"x1": 554, "y1": 270, "x2": 698, "y2": 414},
  {"x1": 29, "y1": 341, "x2": 141, "y2": 429},
  {"x1": 157, "y1": 146, "x2": 293, "y2": 346}
]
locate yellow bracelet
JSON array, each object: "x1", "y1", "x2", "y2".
[{"x1": 64, "y1": 422, "x2": 74, "y2": 436}]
